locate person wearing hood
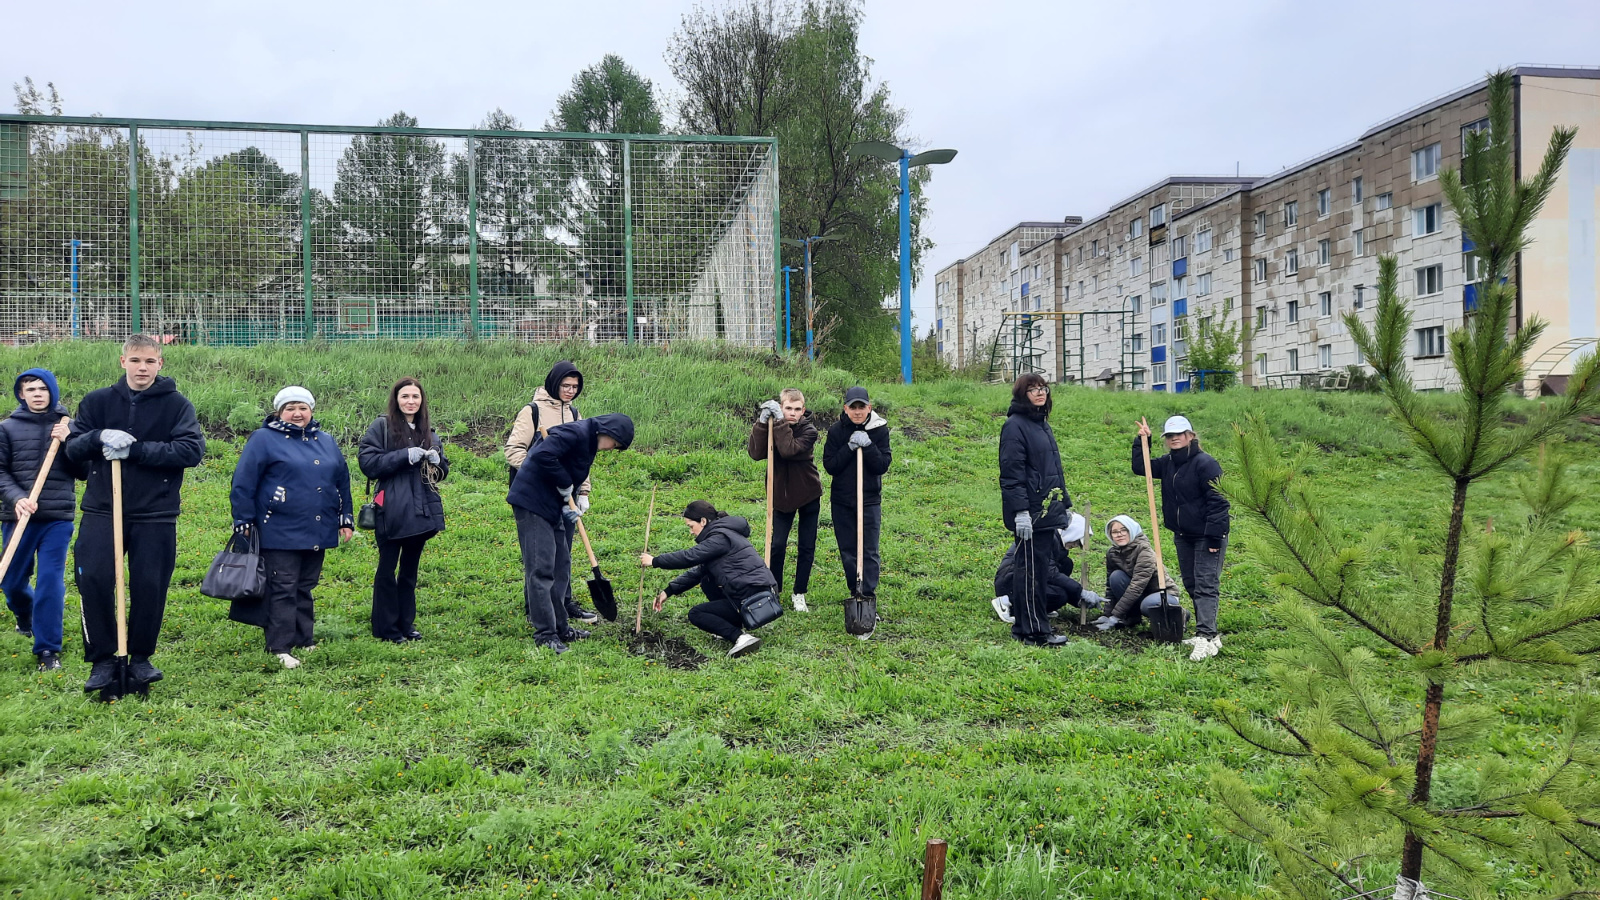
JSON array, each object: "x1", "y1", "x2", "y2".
[
  {"x1": 1133, "y1": 415, "x2": 1229, "y2": 660},
  {"x1": 642, "y1": 500, "x2": 775, "y2": 658},
  {"x1": 505, "y1": 360, "x2": 599, "y2": 624},
  {"x1": 64, "y1": 335, "x2": 206, "y2": 694},
  {"x1": 227, "y1": 387, "x2": 354, "y2": 669},
  {"x1": 991, "y1": 512, "x2": 1103, "y2": 625},
  {"x1": 1092, "y1": 515, "x2": 1174, "y2": 632},
  {"x1": 821, "y1": 386, "x2": 892, "y2": 602},
  {"x1": 0, "y1": 368, "x2": 87, "y2": 671},
  {"x1": 998, "y1": 373, "x2": 1072, "y2": 647},
  {"x1": 747, "y1": 388, "x2": 822, "y2": 612},
  {"x1": 359, "y1": 378, "x2": 449, "y2": 645},
  {"x1": 508, "y1": 412, "x2": 634, "y2": 653}
]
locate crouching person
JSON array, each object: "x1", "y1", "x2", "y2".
[
  {"x1": 991, "y1": 512, "x2": 1102, "y2": 624},
  {"x1": 507, "y1": 413, "x2": 634, "y2": 653},
  {"x1": 1094, "y1": 515, "x2": 1187, "y2": 633},
  {"x1": 643, "y1": 500, "x2": 775, "y2": 658}
]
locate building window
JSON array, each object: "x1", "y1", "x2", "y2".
[
  {"x1": 1287, "y1": 300, "x2": 1300, "y2": 324},
  {"x1": 1010, "y1": 241, "x2": 1020, "y2": 269},
  {"x1": 1150, "y1": 204, "x2": 1166, "y2": 227},
  {"x1": 1033, "y1": 264, "x2": 1040, "y2": 280},
  {"x1": 1317, "y1": 189, "x2": 1331, "y2": 217},
  {"x1": 1151, "y1": 282, "x2": 1168, "y2": 306},
  {"x1": 1196, "y1": 228, "x2": 1212, "y2": 253},
  {"x1": 1376, "y1": 192, "x2": 1393, "y2": 211},
  {"x1": 1415, "y1": 264, "x2": 1443, "y2": 296},
  {"x1": 1197, "y1": 272, "x2": 1212, "y2": 296},
  {"x1": 1461, "y1": 117, "x2": 1491, "y2": 151},
  {"x1": 1288, "y1": 348, "x2": 1301, "y2": 371},
  {"x1": 1130, "y1": 295, "x2": 1142, "y2": 315},
  {"x1": 1319, "y1": 344, "x2": 1332, "y2": 368},
  {"x1": 1285, "y1": 247, "x2": 1299, "y2": 275},
  {"x1": 1356, "y1": 343, "x2": 1366, "y2": 365},
  {"x1": 1255, "y1": 211, "x2": 1268, "y2": 234},
  {"x1": 1092, "y1": 274, "x2": 1100, "y2": 291},
  {"x1": 1091, "y1": 239, "x2": 1099, "y2": 258},
  {"x1": 1413, "y1": 203, "x2": 1442, "y2": 236},
  {"x1": 1256, "y1": 353, "x2": 1269, "y2": 376},
  {"x1": 1412, "y1": 143, "x2": 1442, "y2": 181},
  {"x1": 1130, "y1": 218, "x2": 1144, "y2": 239},
  {"x1": 1153, "y1": 322, "x2": 1167, "y2": 345},
  {"x1": 1284, "y1": 201, "x2": 1299, "y2": 227},
  {"x1": 1132, "y1": 332, "x2": 1145, "y2": 352},
  {"x1": 1130, "y1": 369, "x2": 1146, "y2": 390},
  {"x1": 1257, "y1": 307, "x2": 1268, "y2": 329},
  {"x1": 1152, "y1": 362, "x2": 1167, "y2": 386},
  {"x1": 1318, "y1": 239, "x2": 1330, "y2": 266},
  {"x1": 1354, "y1": 284, "x2": 1365, "y2": 309},
  {"x1": 1254, "y1": 258, "x2": 1267, "y2": 282},
  {"x1": 1319, "y1": 291, "x2": 1332, "y2": 317},
  {"x1": 1353, "y1": 176, "x2": 1363, "y2": 203},
  {"x1": 1354, "y1": 228, "x2": 1365, "y2": 257},
  {"x1": 1415, "y1": 325, "x2": 1445, "y2": 357},
  {"x1": 1174, "y1": 275, "x2": 1187, "y2": 300},
  {"x1": 1173, "y1": 234, "x2": 1187, "y2": 259},
  {"x1": 1130, "y1": 257, "x2": 1143, "y2": 277},
  {"x1": 1464, "y1": 251, "x2": 1484, "y2": 283},
  {"x1": 1223, "y1": 247, "x2": 1235, "y2": 262}
]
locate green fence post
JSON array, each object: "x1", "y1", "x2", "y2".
[
  {"x1": 301, "y1": 131, "x2": 313, "y2": 342},
  {"x1": 127, "y1": 124, "x2": 141, "y2": 334},
  {"x1": 622, "y1": 140, "x2": 635, "y2": 345},
  {"x1": 769, "y1": 140, "x2": 782, "y2": 353},
  {"x1": 467, "y1": 135, "x2": 479, "y2": 340}
]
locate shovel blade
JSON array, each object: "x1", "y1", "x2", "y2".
[
  {"x1": 845, "y1": 594, "x2": 877, "y2": 636},
  {"x1": 97, "y1": 658, "x2": 129, "y2": 703},
  {"x1": 1148, "y1": 593, "x2": 1186, "y2": 644},
  {"x1": 588, "y1": 567, "x2": 618, "y2": 622}
]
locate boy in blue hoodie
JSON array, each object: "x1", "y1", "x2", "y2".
[{"x1": 0, "y1": 369, "x2": 86, "y2": 671}]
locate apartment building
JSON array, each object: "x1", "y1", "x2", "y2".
[{"x1": 934, "y1": 66, "x2": 1600, "y2": 392}]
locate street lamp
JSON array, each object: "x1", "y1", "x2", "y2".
[
  {"x1": 849, "y1": 140, "x2": 957, "y2": 384},
  {"x1": 781, "y1": 234, "x2": 836, "y2": 361}
]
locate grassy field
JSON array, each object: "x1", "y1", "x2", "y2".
[{"x1": 0, "y1": 341, "x2": 1596, "y2": 900}]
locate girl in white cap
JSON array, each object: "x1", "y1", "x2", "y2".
[{"x1": 1133, "y1": 414, "x2": 1230, "y2": 660}]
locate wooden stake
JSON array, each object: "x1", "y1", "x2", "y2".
[
  {"x1": 920, "y1": 839, "x2": 947, "y2": 900},
  {"x1": 0, "y1": 418, "x2": 67, "y2": 583},
  {"x1": 635, "y1": 485, "x2": 657, "y2": 634},
  {"x1": 764, "y1": 421, "x2": 774, "y2": 565}
]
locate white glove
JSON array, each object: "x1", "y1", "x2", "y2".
[
  {"x1": 758, "y1": 400, "x2": 783, "y2": 423},
  {"x1": 848, "y1": 431, "x2": 872, "y2": 450},
  {"x1": 101, "y1": 429, "x2": 136, "y2": 451},
  {"x1": 576, "y1": 494, "x2": 590, "y2": 515},
  {"x1": 406, "y1": 446, "x2": 426, "y2": 465},
  {"x1": 424, "y1": 448, "x2": 440, "y2": 465},
  {"x1": 557, "y1": 485, "x2": 574, "y2": 501},
  {"x1": 103, "y1": 443, "x2": 131, "y2": 461},
  {"x1": 1014, "y1": 512, "x2": 1033, "y2": 541}
]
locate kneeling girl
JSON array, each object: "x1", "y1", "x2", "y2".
[{"x1": 642, "y1": 500, "x2": 775, "y2": 658}]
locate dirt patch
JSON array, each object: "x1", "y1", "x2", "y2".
[
  {"x1": 627, "y1": 631, "x2": 707, "y2": 670},
  {"x1": 1057, "y1": 618, "x2": 1159, "y2": 654},
  {"x1": 895, "y1": 408, "x2": 953, "y2": 442}
]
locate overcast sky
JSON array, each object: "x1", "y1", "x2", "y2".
[{"x1": 8, "y1": 0, "x2": 1598, "y2": 337}]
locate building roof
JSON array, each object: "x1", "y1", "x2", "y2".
[{"x1": 1360, "y1": 64, "x2": 1600, "y2": 139}]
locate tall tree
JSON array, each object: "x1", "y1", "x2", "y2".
[
  {"x1": 331, "y1": 112, "x2": 449, "y2": 297},
  {"x1": 445, "y1": 109, "x2": 561, "y2": 296}
]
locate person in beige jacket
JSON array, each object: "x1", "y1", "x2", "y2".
[{"x1": 505, "y1": 360, "x2": 596, "y2": 623}]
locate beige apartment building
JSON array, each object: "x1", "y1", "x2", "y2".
[{"x1": 934, "y1": 66, "x2": 1600, "y2": 393}]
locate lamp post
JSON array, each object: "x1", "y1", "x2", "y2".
[
  {"x1": 781, "y1": 235, "x2": 836, "y2": 361},
  {"x1": 848, "y1": 140, "x2": 957, "y2": 384},
  {"x1": 781, "y1": 265, "x2": 793, "y2": 352}
]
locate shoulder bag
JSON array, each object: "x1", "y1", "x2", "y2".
[
  {"x1": 357, "y1": 478, "x2": 382, "y2": 531},
  {"x1": 201, "y1": 528, "x2": 267, "y2": 602},
  {"x1": 738, "y1": 589, "x2": 783, "y2": 630}
]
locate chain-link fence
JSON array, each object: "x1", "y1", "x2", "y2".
[{"x1": 0, "y1": 115, "x2": 779, "y2": 347}]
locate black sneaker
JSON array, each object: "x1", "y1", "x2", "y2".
[
  {"x1": 83, "y1": 659, "x2": 116, "y2": 692},
  {"x1": 569, "y1": 607, "x2": 600, "y2": 624},
  {"x1": 560, "y1": 627, "x2": 591, "y2": 642},
  {"x1": 1021, "y1": 634, "x2": 1069, "y2": 647},
  {"x1": 534, "y1": 636, "x2": 569, "y2": 654},
  {"x1": 128, "y1": 657, "x2": 163, "y2": 684},
  {"x1": 381, "y1": 635, "x2": 408, "y2": 645},
  {"x1": 404, "y1": 630, "x2": 423, "y2": 641},
  {"x1": 15, "y1": 625, "x2": 32, "y2": 639},
  {"x1": 36, "y1": 651, "x2": 61, "y2": 672}
]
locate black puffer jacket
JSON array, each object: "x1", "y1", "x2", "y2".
[
  {"x1": 0, "y1": 369, "x2": 85, "y2": 522},
  {"x1": 358, "y1": 417, "x2": 448, "y2": 542},
  {"x1": 1131, "y1": 437, "x2": 1229, "y2": 545},
  {"x1": 999, "y1": 398, "x2": 1071, "y2": 532},
  {"x1": 822, "y1": 411, "x2": 892, "y2": 506},
  {"x1": 65, "y1": 375, "x2": 206, "y2": 523},
  {"x1": 656, "y1": 516, "x2": 777, "y2": 603}
]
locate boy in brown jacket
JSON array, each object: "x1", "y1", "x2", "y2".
[{"x1": 747, "y1": 388, "x2": 821, "y2": 612}]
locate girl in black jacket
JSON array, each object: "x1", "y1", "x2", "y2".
[
  {"x1": 998, "y1": 373, "x2": 1071, "y2": 647},
  {"x1": 359, "y1": 378, "x2": 448, "y2": 644},
  {"x1": 642, "y1": 500, "x2": 775, "y2": 658}
]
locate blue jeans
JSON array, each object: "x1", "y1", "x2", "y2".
[{"x1": 2, "y1": 518, "x2": 73, "y2": 655}]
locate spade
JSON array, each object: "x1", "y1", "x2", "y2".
[{"x1": 569, "y1": 496, "x2": 618, "y2": 622}]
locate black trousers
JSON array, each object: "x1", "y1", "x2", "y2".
[
  {"x1": 687, "y1": 582, "x2": 743, "y2": 642},
  {"x1": 263, "y1": 549, "x2": 324, "y2": 653},
  {"x1": 515, "y1": 508, "x2": 570, "y2": 641},
  {"x1": 372, "y1": 532, "x2": 432, "y2": 640},
  {"x1": 1010, "y1": 529, "x2": 1058, "y2": 641},
  {"x1": 832, "y1": 501, "x2": 882, "y2": 597},
  {"x1": 75, "y1": 515, "x2": 176, "y2": 663},
  {"x1": 769, "y1": 497, "x2": 819, "y2": 594}
]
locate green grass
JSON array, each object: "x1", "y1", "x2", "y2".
[{"x1": 0, "y1": 341, "x2": 1596, "y2": 899}]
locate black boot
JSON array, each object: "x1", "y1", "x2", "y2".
[
  {"x1": 128, "y1": 657, "x2": 164, "y2": 684},
  {"x1": 83, "y1": 659, "x2": 116, "y2": 692}
]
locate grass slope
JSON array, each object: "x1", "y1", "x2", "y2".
[{"x1": 0, "y1": 342, "x2": 1595, "y2": 899}]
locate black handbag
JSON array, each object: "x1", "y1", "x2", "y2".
[
  {"x1": 201, "y1": 528, "x2": 266, "y2": 602},
  {"x1": 357, "y1": 478, "x2": 381, "y2": 531},
  {"x1": 738, "y1": 589, "x2": 783, "y2": 630}
]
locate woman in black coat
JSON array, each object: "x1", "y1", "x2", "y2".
[
  {"x1": 998, "y1": 373, "x2": 1072, "y2": 647},
  {"x1": 358, "y1": 378, "x2": 448, "y2": 644},
  {"x1": 641, "y1": 500, "x2": 775, "y2": 658}
]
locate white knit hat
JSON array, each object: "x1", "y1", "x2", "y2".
[{"x1": 273, "y1": 385, "x2": 315, "y2": 411}]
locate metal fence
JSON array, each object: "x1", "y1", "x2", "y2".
[{"x1": 0, "y1": 115, "x2": 779, "y2": 347}]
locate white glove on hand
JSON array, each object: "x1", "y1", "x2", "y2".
[
  {"x1": 406, "y1": 446, "x2": 426, "y2": 465},
  {"x1": 1014, "y1": 511, "x2": 1033, "y2": 541},
  {"x1": 758, "y1": 400, "x2": 783, "y2": 423},
  {"x1": 424, "y1": 448, "x2": 440, "y2": 465},
  {"x1": 848, "y1": 431, "x2": 872, "y2": 450},
  {"x1": 101, "y1": 429, "x2": 136, "y2": 451},
  {"x1": 576, "y1": 494, "x2": 590, "y2": 515},
  {"x1": 103, "y1": 443, "x2": 131, "y2": 460}
]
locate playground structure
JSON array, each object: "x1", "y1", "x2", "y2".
[
  {"x1": 0, "y1": 115, "x2": 779, "y2": 347},
  {"x1": 983, "y1": 307, "x2": 1140, "y2": 389}
]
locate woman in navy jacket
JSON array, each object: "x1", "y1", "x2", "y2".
[{"x1": 228, "y1": 387, "x2": 353, "y2": 669}]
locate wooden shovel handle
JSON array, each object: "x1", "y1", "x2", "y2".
[
  {"x1": 112, "y1": 458, "x2": 128, "y2": 659},
  {"x1": 855, "y1": 446, "x2": 864, "y2": 583},
  {"x1": 0, "y1": 418, "x2": 67, "y2": 583},
  {"x1": 568, "y1": 495, "x2": 599, "y2": 568},
  {"x1": 1139, "y1": 430, "x2": 1171, "y2": 591},
  {"x1": 764, "y1": 423, "x2": 774, "y2": 565}
]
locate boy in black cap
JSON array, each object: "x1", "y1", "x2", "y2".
[{"x1": 822, "y1": 386, "x2": 892, "y2": 604}]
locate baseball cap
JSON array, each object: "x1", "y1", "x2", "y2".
[
  {"x1": 844, "y1": 386, "x2": 870, "y2": 407},
  {"x1": 1162, "y1": 415, "x2": 1194, "y2": 435}
]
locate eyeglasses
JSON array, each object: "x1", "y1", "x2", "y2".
[{"x1": 1026, "y1": 385, "x2": 1050, "y2": 394}]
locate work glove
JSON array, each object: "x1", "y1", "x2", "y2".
[
  {"x1": 406, "y1": 446, "x2": 426, "y2": 465},
  {"x1": 576, "y1": 494, "x2": 591, "y2": 515},
  {"x1": 758, "y1": 400, "x2": 783, "y2": 423},
  {"x1": 562, "y1": 508, "x2": 581, "y2": 528},
  {"x1": 103, "y1": 442, "x2": 132, "y2": 460},
  {"x1": 1079, "y1": 589, "x2": 1105, "y2": 608},
  {"x1": 1014, "y1": 511, "x2": 1033, "y2": 541},
  {"x1": 848, "y1": 431, "x2": 871, "y2": 450},
  {"x1": 557, "y1": 485, "x2": 575, "y2": 501},
  {"x1": 424, "y1": 448, "x2": 441, "y2": 465},
  {"x1": 1094, "y1": 615, "x2": 1123, "y2": 632},
  {"x1": 101, "y1": 429, "x2": 136, "y2": 451}
]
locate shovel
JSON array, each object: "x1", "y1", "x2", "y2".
[
  {"x1": 763, "y1": 420, "x2": 774, "y2": 566},
  {"x1": 634, "y1": 485, "x2": 657, "y2": 634},
  {"x1": 1140, "y1": 426, "x2": 1184, "y2": 644},
  {"x1": 569, "y1": 496, "x2": 618, "y2": 622},
  {"x1": 0, "y1": 417, "x2": 67, "y2": 584},
  {"x1": 101, "y1": 459, "x2": 144, "y2": 701},
  {"x1": 845, "y1": 445, "x2": 876, "y2": 638}
]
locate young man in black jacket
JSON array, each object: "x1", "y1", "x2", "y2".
[
  {"x1": 65, "y1": 335, "x2": 206, "y2": 694},
  {"x1": 821, "y1": 386, "x2": 892, "y2": 603},
  {"x1": 1133, "y1": 414, "x2": 1230, "y2": 660},
  {"x1": 0, "y1": 368, "x2": 86, "y2": 671}
]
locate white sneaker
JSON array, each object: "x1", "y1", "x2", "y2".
[
  {"x1": 1188, "y1": 636, "x2": 1221, "y2": 662},
  {"x1": 299, "y1": 644, "x2": 317, "y2": 654},
  {"x1": 792, "y1": 593, "x2": 809, "y2": 613},
  {"x1": 728, "y1": 634, "x2": 762, "y2": 657},
  {"x1": 991, "y1": 595, "x2": 1014, "y2": 624},
  {"x1": 856, "y1": 630, "x2": 873, "y2": 642},
  {"x1": 276, "y1": 653, "x2": 301, "y2": 669},
  {"x1": 1207, "y1": 635, "x2": 1223, "y2": 657}
]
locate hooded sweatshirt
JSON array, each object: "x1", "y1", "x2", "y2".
[
  {"x1": 504, "y1": 361, "x2": 591, "y2": 495},
  {"x1": 747, "y1": 411, "x2": 822, "y2": 512},
  {"x1": 507, "y1": 413, "x2": 634, "y2": 526},
  {"x1": 656, "y1": 515, "x2": 777, "y2": 602},
  {"x1": 822, "y1": 410, "x2": 892, "y2": 506},
  {"x1": 64, "y1": 375, "x2": 206, "y2": 524},
  {"x1": 0, "y1": 368, "x2": 85, "y2": 522},
  {"x1": 1104, "y1": 515, "x2": 1161, "y2": 616}
]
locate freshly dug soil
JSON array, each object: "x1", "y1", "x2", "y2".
[{"x1": 627, "y1": 631, "x2": 708, "y2": 670}]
